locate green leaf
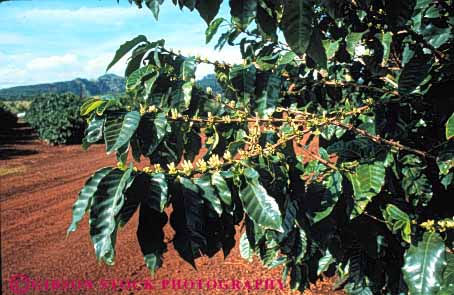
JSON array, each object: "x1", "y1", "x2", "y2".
[
  {"x1": 205, "y1": 17, "x2": 224, "y2": 44},
  {"x1": 385, "y1": 1, "x2": 414, "y2": 28},
  {"x1": 348, "y1": 162, "x2": 386, "y2": 218},
  {"x1": 280, "y1": 0, "x2": 313, "y2": 55},
  {"x1": 240, "y1": 231, "x2": 253, "y2": 261},
  {"x1": 229, "y1": 64, "x2": 256, "y2": 103},
  {"x1": 376, "y1": 31, "x2": 392, "y2": 65},
  {"x1": 144, "y1": 173, "x2": 168, "y2": 212},
  {"x1": 180, "y1": 56, "x2": 196, "y2": 81},
  {"x1": 398, "y1": 54, "x2": 432, "y2": 95},
  {"x1": 194, "y1": 175, "x2": 223, "y2": 216},
  {"x1": 402, "y1": 231, "x2": 446, "y2": 295},
  {"x1": 439, "y1": 252, "x2": 454, "y2": 295},
  {"x1": 89, "y1": 167, "x2": 133, "y2": 264},
  {"x1": 255, "y1": 73, "x2": 281, "y2": 117},
  {"x1": 312, "y1": 171, "x2": 343, "y2": 223},
  {"x1": 126, "y1": 65, "x2": 157, "y2": 92},
  {"x1": 421, "y1": 24, "x2": 451, "y2": 48},
  {"x1": 104, "y1": 113, "x2": 123, "y2": 154},
  {"x1": 154, "y1": 112, "x2": 168, "y2": 142},
  {"x1": 182, "y1": 81, "x2": 194, "y2": 110},
  {"x1": 107, "y1": 111, "x2": 141, "y2": 154},
  {"x1": 145, "y1": 0, "x2": 164, "y2": 20},
  {"x1": 83, "y1": 115, "x2": 104, "y2": 148},
  {"x1": 278, "y1": 51, "x2": 297, "y2": 65},
  {"x1": 197, "y1": 0, "x2": 222, "y2": 25},
  {"x1": 383, "y1": 204, "x2": 412, "y2": 243},
  {"x1": 229, "y1": 0, "x2": 257, "y2": 31},
  {"x1": 80, "y1": 99, "x2": 105, "y2": 117},
  {"x1": 67, "y1": 167, "x2": 113, "y2": 234},
  {"x1": 322, "y1": 39, "x2": 340, "y2": 59},
  {"x1": 171, "y1": 177, "x2": 207, "y2": 268},
  {"x1": 306, "y1": 28, "x2": 327, "y2": 68},
  {"x1": 401, "y1": 155, "x2": 433, "y2": 206},
  {"x1": 239, "y1": 168, "x2": 283, "y2": 231},
  {"x1": 346, "y1": 30, "x2": 367, "y2": 57},
  {"x1": 211, "y1": 172, "x2": 232, "y2": 206},
  {"x1": 137, "y1": 203, "x2": 167, "y2": 274},
  {"x1": 295, "y1": 228, "x2": 307, "y2": 263},
  {"x1": 317, "y1": 249, "x2": 335, "y2": 275},
  {"x1": 107, "y1": 35, "x2": 147, "y2": 72},
  {"x1": 446, "y1": 113, "x2": 454, "y2": 140}
]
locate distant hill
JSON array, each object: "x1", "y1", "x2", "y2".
[
  {"x1": 0, "y1": 73, "x2": 223, "y2": 100},
  {"x1": 0, "y1": 74, "x2": 125, "y2": 100},
  {"x1": 197, "y1": 74, "x2": 222, "y2": 94}
]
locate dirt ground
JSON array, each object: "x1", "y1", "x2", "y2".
[{"x1": 0, "y1": 123, "x2": 344, "y2": 295}]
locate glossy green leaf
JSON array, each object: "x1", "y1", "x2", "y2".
[
  {"x1": 317, "y1": 249, "x2": 335, "y2": 275},
  {"x1": 171, "y1": 177, "x2": 207, "y2": 268},
  {"x1": 144, "y1": 173, "x2": 168, "y2": 212},
  {"x1": 346, "y1": 30, "x2": 367, "y2": 57},
  {"x1": 126, "y1": 65, "x2": 156, "y2": 91},
  {"x1": 402, "y1": 231, "x2": 446, "y2": 295},
  {"x1": 137, "y1": 203, "x2": 167, "y2": 274},
  {"x1": 83, "y1": 115, "x2": 104, "y2": 148},
  {"x1": 348, "y1": 162, "x2": 386, "y2": 218},
  {"x1": 205, "y1": 17, "x2": 224, "y2": 44},
  {"x1": 194, "y1": 175, "x2": 223, "y2": 216},
  {"x1": 240, "y1": 231, "x2": 253, "y2": 261},
  {"x1": 180, "y1": 56, "x2": 196, "y2": 81},
  {"x1": 446, "y1": 113, "x2": 454, "y2": 140},
  {"x1": 439, "y1": 252, "x2": 454, "y2": 295},
  {"x1": 306, "y1": 28, "x2": 327, "y2": 68},
  {"x1": 89, "y1": 167, "x2": 133, "y2": 264},
  {"x1": 107, "y1": 35, "x2": 147, "y2": 72},
  {"x1": 398, "y1": 54, "x2": 432, "y2": 95},
  {"x1": 383, "y1": 204, "x2": 412, "y2": 243},
  {"x1": 67, "y1": 167, "x2": 113, "y2": 234},
  {"x1": 280, "y1": 0, "x2": 313, "y2": 55},
  {"x1": 239, "y1": 168, "x2": 283, "y2": 231},
  {"x1": 182, "y1": 81, "x2": 194, "y2": 110},
  {"x1": 145, "y1": 0, "x2": 164, "y2": 20},
  {"x1": 80, "y1": 99, "x2": 105, "y2": 117},
  {"x1": 229, "y1": 0, "x2": 257, "y2": 30},
  {"x1": 376, "y1": 31, "x2": 392, "y2": 65},
  {"x1": 107, "y1": 111, "x2": 140, "y2": 154},
  {"x1": 421, "y1": 24, "x2": 451, "y2": 48},
  {"x1": 312, "y1": 171, "x2": 343, "y2": 223},
  {"x1": 229, "y1": 64, "x2": 256, "y2": 103},
  {"x1": 255, "y1": 73, "x2": 281, "y2": 117},
  {"x1": 278, "y1": 51, "x2": 297, "y2": 65},
  {"x1": 196, "y1": 0, "x2": 222, "y2": 25},
  {"x1": 211, "y1": 172, "x2": 232, "y2": 206}
]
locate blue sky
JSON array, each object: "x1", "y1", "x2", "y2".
[{"x1": 0, "y1": 0, "x2": 241, "y2": 89}]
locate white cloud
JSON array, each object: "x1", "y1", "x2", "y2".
[
  {"x1": 26, "y1": 54, "x2": 78, "y2": 70},
  {"x1": 19, "y1": 7, "x2": 150, "y2": 25},
  {"x1": 0, "y1": 45, "x2": 242, "y2": 88}
]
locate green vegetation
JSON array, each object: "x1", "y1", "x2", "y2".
[
  {"x1": 25, "y1": 93, "x2": 86, "y2": 145},
  {"x1": 0, "y1": 102, "x2": 18, "y2": 129},
  {"x1": 68, "y1": 1, "x2": 453, "y2": 294},
  {"x1": 0, "y1": 74, "x2": 125, "y2": 100}
]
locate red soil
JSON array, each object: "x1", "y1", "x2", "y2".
[{"x1": 0, "y1": 124, "x2": 343, "y2": 295}]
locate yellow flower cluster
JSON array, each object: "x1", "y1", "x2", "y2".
[{"x1": 420, "y1": 218, "x2": 454, "y2": 233}]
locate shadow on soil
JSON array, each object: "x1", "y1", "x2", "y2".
[{"x1": 0, "y1": 121, "x2": 38, "y2": 160}]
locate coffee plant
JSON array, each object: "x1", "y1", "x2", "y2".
[
  {"x1": 0, "y1": 102, "x2": 18, "y2": 130},
  {"x1": 68, "y1": 0, "x2": 454, "y2": 294},
  {"x1": 26, "y1": 93, "x2": 86, "y2": 145}
]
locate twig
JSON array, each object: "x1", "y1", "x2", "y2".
[{"x1": 330, "y1": 120, "x2": 435, "y2": 159}]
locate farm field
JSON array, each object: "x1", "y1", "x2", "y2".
[{"x1": 0, "y1": 123, "x2": 343, "y2": 295}]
